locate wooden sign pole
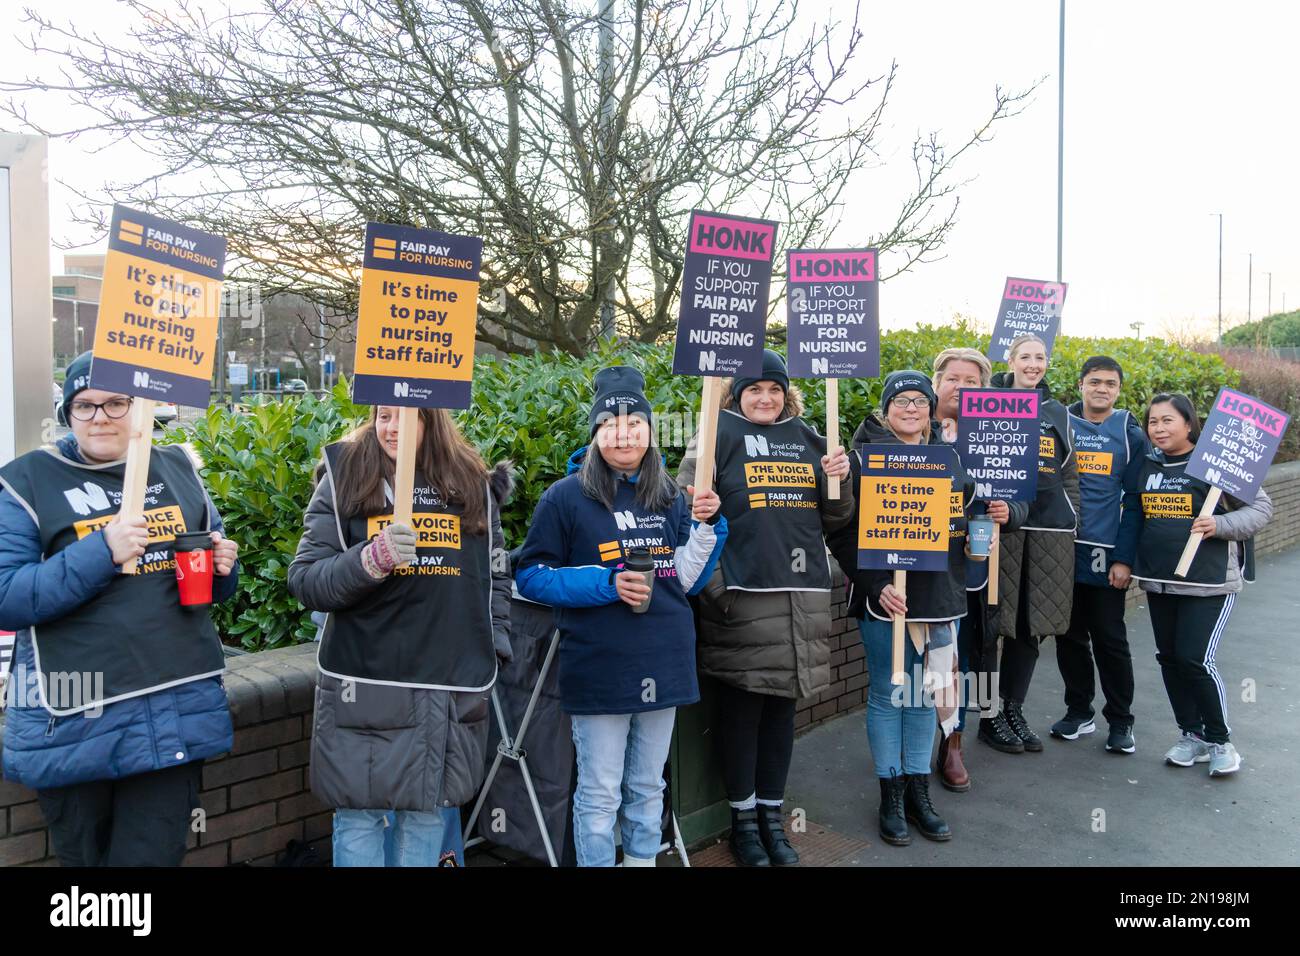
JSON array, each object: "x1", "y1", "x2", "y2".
[
  {"x1": 1174, "y1": 487, "x2": 1222, "y2": 578},
  {"x1": 118, "y1": 399, "x2": 156, "y2": 576},
  {"x1": 692, "y1": 376, "x2": 723, "y2": 499},
  {"x1": 987, "y1": 523, "x2": 1000, "y2": 605},
  {"x1": 825, "y1": 378, "x2": 840, "y2": 500},
  {"x1": 890, "y1": 569, "x2": 907, "y2": 686},
  {"x1": 392, "y1": 407, "x2": 419, "y2": 561}
]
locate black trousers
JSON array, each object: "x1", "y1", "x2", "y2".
[
  {"x1": 956, "y1": 589, "x2": 1000, "y2": 730},
  {"x1": 714, "y1": 681, "x2": 796, "y2": 804},
  {"x1": 1056, "y1": 582, "x2": 1134, "y2": 725},
  {"x1": 37, "y1": 760, "x2": 203, "y2": 866},
  {"x1": 1147, "y1": 591, "x2": 1235, "y2": 744},
  {"x1": 999, "y1": 565, "x2": 1044, "y2": 704}
]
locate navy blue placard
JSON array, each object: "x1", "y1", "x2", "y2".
[
  {"x1": 1185, "y1": 387, "x2": 1291, "y2": 503},
  {"x1": 671, "y1": 210, "x2": 777, "y2": 378},
  {"x1": 362, "y1": 223, "x2": 482, "y2": 280},
  {"x1": 956, "y1": 387, "x2": 1041, "y2": 502},
  {"x1": 785, "y1": 249, "x2": 880, "y2": 378},
  {"x1": 105, "y1": 204, "x2": 226, "y2": 281}
]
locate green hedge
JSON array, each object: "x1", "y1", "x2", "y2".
[{"x1": 173, "y1": 324, "x2": 1237, "y2": 650}]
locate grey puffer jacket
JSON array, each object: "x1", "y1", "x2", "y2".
[
  {"x1": 288, "y1": 461, "x2": 513, "y2": 812},
  {"x1": 677, "y1": 385, "x2": 854, "y2": 699}
]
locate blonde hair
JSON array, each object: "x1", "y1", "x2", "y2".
[
  {"x1": 931, "y1": 347, "x2": 992, "y2": 390},
  {"x1": 1006, "y1": 333, "x2": 1048, "y2": 363}
]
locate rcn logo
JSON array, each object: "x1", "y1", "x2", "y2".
[
  {"x1": 1145, "y1": 473, "x2": 1163, "y2": 491},
  {"x1": 887, "y1": 552, "x2": 900, "y2": 565},
  {"x1": 613, "y1": 510, "x2": 637, "y2": 531},
  {"x1": 132, "y1": 371, "x2": 150, "y2": 389},
  {"x1": 975, "y1": 482, "x2": 993, "y2": 499},
  {"x1": 1204, "y1": 466, "x2": 1223, "y2": 485},
  {"x1": 698, "y1": 351, "x2": 717, "y2": 372},
  {"x1": 393, "y1": 382, "x2": 410, "y2": 398},
  {"x1": 63, "y1": 482, "x2": 111, "y2": 517},
  {"x1": 743, "y1": 435, "x2": 770, "y2": 457},
  {"x1": 811, "y1": 358, "x2": 829, "y2": 375}
]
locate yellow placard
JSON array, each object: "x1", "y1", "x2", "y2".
[
  {"x1": 743, "y1": 461, "x2": 816, "y2": 488},
  {"x1": 857, "y1": 475, "x2": 950, "y2": 552},
  {"x1": 367, "y1": 513, "x2": 462, "y2": 549},
  {"x1": 1040, "y1": 435, "x2": 1056, "y2": 459},
  {"x1": 74, "y1": 505, "x2": 188, "y2": 541},
  {"x1": 1141, "y1": 493, "x2": 1193, "y2": 519},
  {"x1": 354, "y1": 268, "x2": 479, "y2": 383}
]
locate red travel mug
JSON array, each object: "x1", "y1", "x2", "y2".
[{"x1": 174, "y1": 532, "x2": 215, "y2": 607}]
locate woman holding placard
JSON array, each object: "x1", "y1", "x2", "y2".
[
  {"x1": 677, "y1": 349, "x2": 852, "y2": 866},
  {"x1": 516, "y1": 366, "x2": 726, "y2": 867},
  {"x1": 0, "y1": 350, "x2": 240, "y2": 866},
  {"x1": 828, "y1": 371, "x2": 985, "y2": 846},
  {"x1": 289, "y1": 404, "x2": 514, "y2": 866},
  {"x1": 1111, "y1": 393, "x2": 1271, "y2": 776},
  {"x1": 985, "y1": 333, "x2": 1080, "y2": 755}
]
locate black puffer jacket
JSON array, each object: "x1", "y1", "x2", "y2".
[{"x1": 988, "y1": 374, "x2": 1079, "y2": 638}]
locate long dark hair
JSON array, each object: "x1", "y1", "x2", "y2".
[
  {"x1": 1146, "y1": 392, "x2": 1201, "y2": 444},
  {"x1": 333, "y1": 406, "x2": 490, "y2": 535},
  {"x1": 579, "y1": 437, "x2": 677, "y2": 513}
]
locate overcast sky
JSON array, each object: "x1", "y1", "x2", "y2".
[{"x1": 5, "y1": 0, "x2": 1297, "y2": 341}]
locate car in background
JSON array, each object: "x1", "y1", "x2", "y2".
[{"x1": 283, "y1": 378, "x2": 309, "y2": 393}]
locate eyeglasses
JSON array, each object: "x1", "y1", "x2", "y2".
[
  {"x1": 889, "y1": 396, "x2": 930, "y2": 409},
  {"x1": 68, "y1": 398, "x2": 133, "y2": 421}
]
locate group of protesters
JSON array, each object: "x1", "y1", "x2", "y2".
[{"x1": 0, "y1": 334, "x2": 1271, "y2": 867}]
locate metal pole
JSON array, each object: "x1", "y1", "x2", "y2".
[
  {"x1": 1056, "y1": 0, "x2": 1065, "y2": 283},
  {"x1": 1247, "y1": 253, "x2": 1252, "y2": 324},
  {"x1": 1214, "y1": 213, "x2": 1222, "y2": 344},
  {"x1": 318, "y1": 304, "x2": 326, "y2": 390},
  {"x1": 597, "y1": 0, "x2": 616, "y2": 338},
  {"x1": 1265, "y1": 271, "x2": 1272, "y2": 316}
]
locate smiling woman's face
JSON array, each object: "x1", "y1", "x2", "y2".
[
  {"x1": 1010, "y1": 342, "x2": 1047, "y2": 389},
  {"x1": 739, "y1": 381, "x2": 785, "y2": 425},
  {"x1": 69, "y1": 388, "x2": 133, "y2": 464},
  {"x1": 374, "y1": 406, "x2": 426, "y2": 463},
  {"x1": 1147, "y1": 401, "x2": 1194, "y2": 454}
]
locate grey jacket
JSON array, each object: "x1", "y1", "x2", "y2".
[
  {"x1": 677, "y1": 386, "x2": 854, "y2": 699},
  {"x1": 1139, "y1": 486, "x2": 1272, "y2": 598},
  {"x1": 288, "y1": 461, "x2": 513, "y2": 812}
]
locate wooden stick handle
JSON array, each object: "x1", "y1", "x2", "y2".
[
  {"x1": 825, "y1": 378, "x2": 840, "y2": 500},
  {"x1": 692, "y1": 377, "x2": 722, "y2": 499},
  {"x1": 891, "y1": 570, "x2": 907, "y2": 685},
  {"x1": 119, "y1": 399, "x2": 156, "y2": 576},
  {"x1": 1175, "y1": 487, "x2": 1222, "y2": 578},
  {"x1": 392, "y1": 407, "x2": 418, "y2": 539},
  {"x1": 987, "y1": 522, "x2": 1000, "y2": 605}
]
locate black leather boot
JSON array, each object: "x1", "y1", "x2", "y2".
[
  {"x1": 728, "y1": 808, "x2": 771, "y2": 866},
  {"x1": 977, "y1": 712, "x2": 1025, "y2": 754},
  {"x1": 1004, "y1": 700, "x2": 1043, "y2": 752},
  {"x1": 756, "y1": 805, "x2": 799, "y2": 865},
  {"x1": 904, "y1": 773, "x2": 952, "y2": 841},
  {"x1": 878, "y1": 774, "x2": 911, "y2": 846}
]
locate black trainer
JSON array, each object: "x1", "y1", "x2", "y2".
[
  {"x1": 904, "y1": 774, "x2": 952, "y2": 841},
  {"x1": 1106, "y1": 723, "x2": 1136, "y2": 754},
  {"x1": 977, "y1": 713, "x2": 1025, "y2": 754},
  {"x1": 1003, "y1": 701, "x2": 1043, "y2": 752},
  {"x1": 878, "y1": 774, "x2": 911, "y2": 846},
  {"x1": 1050, "y1": 713, "x2": 1097, "y2": 740},
  {"x1": 755, "y1": 804, "x2": 799, "y2": 865},
  {"x1": 728, "y1": 808, "x2": 771, "y2": 866}
]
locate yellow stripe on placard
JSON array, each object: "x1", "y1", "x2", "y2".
[
  {"x1": 372, "y1": 250, "x2": 396, "y2": 260},
  {"x1": 868, "y1": 455, "x2": 886, "y2": 468},
  {"x1": 120, "y1": 220, "x2": 144, "y2": 235},
  {"x1": 373, "y1": 237, "x2": 397, "y2": 249}
]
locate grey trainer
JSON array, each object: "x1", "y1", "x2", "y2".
[
  {"x1": 1164, "y1": 732, "x2": 1211, "y2": 767},
  {"x1": 1208, "y1": 742, "x2": 1242, "y2": 776}
]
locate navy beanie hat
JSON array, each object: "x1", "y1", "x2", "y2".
[
  {"x1": 879, "y1": 369, "x2": 937, "y2": 414},
  {"x1": 731, "y1": 349, "x2": 790, "y2": 404},
  {"x1": 61, "y1": 351, "x2": 95, "y2": 423},
  {"x1": 589, "y1": 366, "x2": 653, "y2": 435}
]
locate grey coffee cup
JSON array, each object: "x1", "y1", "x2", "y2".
[
  {"x1": 968, "y1": 516, "x2": 995, "y2": 561},
  {"x1": 624, "y1": 546, "x2": 655, "y2": 614}
]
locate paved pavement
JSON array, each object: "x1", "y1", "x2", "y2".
[{"x1": 786, "y1": 545, "x2": 1300, "y2": 866}]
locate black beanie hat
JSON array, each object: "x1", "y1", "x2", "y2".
[
  {"x1": 879, "y1": 369, "x2": 937, "y2": 415},
  {"x1": 731, "y1": 349, "x2": 790, "y2": 404},
  {"x1": 61, "y1": 351, "x2": 95, "y2": 423},
  {"x1": 589, "y1": 365, "x2": 653, "y2": 436}
]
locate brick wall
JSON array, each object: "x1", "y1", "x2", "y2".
[
  {"x1": 795, "y1": 458, "x2": 1300, "y2": 733},
  {"x1": 3, "y1": 461, "x2": 1300, "y2": 866}
]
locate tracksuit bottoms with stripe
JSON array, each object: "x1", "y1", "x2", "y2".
[{"x1": 1146, "y1": 591, "x2": 1235, "y2": 744}]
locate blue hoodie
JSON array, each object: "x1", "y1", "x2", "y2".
[{"x1": 514, "y1": 445, "x2": 726, "y2": 714}]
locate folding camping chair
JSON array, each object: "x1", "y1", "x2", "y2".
[{"x1": 462, "y1": 623, "x2": 690, "y2": 867}]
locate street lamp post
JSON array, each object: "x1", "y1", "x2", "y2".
[
  {"x1": 1265, "y1": 271, "x2": 1272, "y2": 316},
  {"x1": 1056, "y1": 0, "x2": 1065, "y2": 283},
  {"x1": 1247, "y1": 253, "x2": 1253, "y2": 324},
  {"x1": 1212, "y1": 213, "x2": 1222, "y2": 344}
]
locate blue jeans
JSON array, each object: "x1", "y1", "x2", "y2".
[
  {"x1": 333, "y1": 808, "x2": 445, "y2": 867},
  {"x1": 860, "y1": 618, "x2": 936, "y2": 777},
  {"x1": 570, "y1": 708, "x2": 677, "y2": 867},
  {"x1": 381, "y1": 807, "x2": 464, "y2": 866}
]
